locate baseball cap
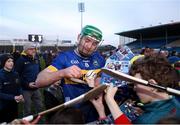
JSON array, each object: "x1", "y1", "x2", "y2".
[
  {"x1": 23, "y1": 42, "x2": 36, "y2": 50},
  {"x1": 80, "y1": 25, "x2": 102, "y2": 42}
]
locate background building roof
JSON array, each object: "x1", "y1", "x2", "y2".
[{"x1": 116, "y1": 22, "x2": 180, "y2": 39}]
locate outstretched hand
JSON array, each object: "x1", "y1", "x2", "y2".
[
  {"x1": 90, "y1": 94, "x2": 104, "y2": 109},
  {"x1": 21, "y1": 115, "x2": 41, "y2": 125},
  {"x1": 104, "y1": 84, "x2": 118, "y2": 101},
  {"x1": 10, "y1": 115, "x2": 41, "y2": 125},
  {"x1": 90, "y1": 94, "x2": 106, "y2": 118}
]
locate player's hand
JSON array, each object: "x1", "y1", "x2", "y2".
[
  {"x1": 61, "y1": 65, "x2": 82, "y2": 78},
  {"x1": 85, "y1": 70, "x2": 97, "y2": 87}
]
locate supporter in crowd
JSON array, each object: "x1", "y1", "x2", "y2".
[
  {"x1": 129, "y1": 54, "x2": 180, "y2": 124},
  {"x1": 43, "y1": 80, "x2": 64, "y2": 122},
  {"x1": 141, "y1": 47, "x2": 155, "y2": 56},
  {"x1": 90, "y1": 85, "x2": 131, "y2": 124},
  {"x1": 37, "y1": 53, "x2": 46, "y2": 71},
  {"x1": 0, "y1": 54, "x2": 24, "y2": 123},
  {"x1": 170, "y1": 50, "x2": 179, "y2": 57},
  {"x1": 46, "y1": 50, "x2": 54, "y2": 67},
  {"x1": 49, "y1": 107, "x2": 85, "y2": 124},
  {"x1": 173, "y1": 59, "x2": 180, "y2": 102},
  {"x1": 14, "y1": 43, "x2": 44, "y2": 116},
  {"x1": 104, "y1": 85, "x2": 131, "y2": 124},
  {"x1": 89, "y1": 54, "x2": 180, "y2": 124},
  {"x1": 10, "y1": 107, "x2": 85, "y2": 124},
  {"x1": 10, "y1": 115, "x2": 41, "y2": 124},
  {"x1": 86, "y1": 72, "x2": 131, "y2": 124},
  {"x1": 10, "y1": 85, "x2": 131, "y2": 125},
  {"x1": 174, "y1": 61, "x2": 180, "y2": 74},
  {"x1": 159, "y1": 50, "x2": 169, "y2": 58},
  {"x1": 168, "y1": 54, "x2": 180, "y2": 67},
  {"x1": 156, "y1": 115, "x2": 180, "y2": 124},
  {"x1": 35, "y1": 25, "x2": 105, "y2": 122},
  {"x1": 11, "y1": 50, "x2": 21, "y2": 65}
]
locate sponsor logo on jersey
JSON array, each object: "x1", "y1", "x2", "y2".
[
  {"x1": 84, "y1": 62, "x2": 89, "y2": 68},
  {"x1": 93, "y1": 60, "x2": 99, "y2": 67},
  {"x1": 70, "y1": 60, "x2": 79, "y2": 64}
]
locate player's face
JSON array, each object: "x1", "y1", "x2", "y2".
[
  {"x1": 4, "y1": 58, "x2": 14, "y2": 71},
  {"x1": 78, "y1": 36, "x2": 99, "y2": 57},
  {"x1": 133, "y1": 73, "x2": 153, "y2": 103}
]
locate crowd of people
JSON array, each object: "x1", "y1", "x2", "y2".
[{"x1": 0, "y1": 25, "x2": 179, "y2": 124}]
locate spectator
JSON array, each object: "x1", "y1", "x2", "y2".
[
  {"x1": 129, "y1": 54, "x2": 180, "y2": 124},
  {"x1": 43, "y1": 81, "x2": 64, "y2": 122},
  {"x1": 10, "y1": 108, "x2": 85, "y2": 124},
  {"x1": 14, "y1": 43, "x2": 44, "y2": 116},
  {"x1": 11, "y1": 50, "x2": 21, "y2": 65},
  {"x1": 104, "y1": 85, "x2": 131, "y2": 124},
  {"x1": 90, "y1": 89, "x2": 131, "y2": 124},
  {"x1": 10, "y1": 115, "x2": 41, "y2": 124},
  {"x1": 156, "y1": 115, "x2": 180, "y2": 124},
  {"x1": 168, "y1": 55, "x2": 180, "y2": 67},
  {"x1": 140, "y1": 47, "x2": 154, "y2": 56},
  {"x1": 0, "y1": 54, "x2": 24, "y2": 123},
  {"x1": 87, "y1": 74, "x2": 131, "y2": 124},
  {"x1": 49, "y1": 107, "x2": 85, "y2": 124},
  {"x1": 35, "y1": 25, "x2": 105, "y2": 122}
]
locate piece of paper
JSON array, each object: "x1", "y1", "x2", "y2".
[{"x1": 101, "y1": 45, "x2": 135, "y2": 87}]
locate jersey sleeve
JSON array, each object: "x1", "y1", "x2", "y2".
[{"x1": 47, "y1": 52, "x2": 66, "y2": 71}]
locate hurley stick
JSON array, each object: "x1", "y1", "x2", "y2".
[
  {"x1": 101, "y1": 68, "x2": 180, "y2": 96},
  {"x1": 22, "y1": 84, "x2": 107, "y2": 122}
]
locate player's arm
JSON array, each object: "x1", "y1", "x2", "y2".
[{"x1": 35, "y1": 65, "x2": 82, "y2": 88}]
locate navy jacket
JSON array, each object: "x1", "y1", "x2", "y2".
[
  {"x1": 15, "y1": 54, "x2": 40, "y2": 90},
  {"x1": 0, "y1": 68, "x2": 22, "y2": 109}
]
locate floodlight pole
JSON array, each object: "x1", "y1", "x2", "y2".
[
  {"x1": 81, "y1": 10, "x2": 83, "y2": 30},
  {"x1": 78, "y1": 2, "x2": 85, "y2": 30}
]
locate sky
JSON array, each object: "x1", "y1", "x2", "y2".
[{"x1": 0, "y1": 0, "x2": 180, "y2": 47}]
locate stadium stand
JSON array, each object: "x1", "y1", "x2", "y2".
[{"x1": 115, "y1": 22, "x2": 180, "y2": 52}]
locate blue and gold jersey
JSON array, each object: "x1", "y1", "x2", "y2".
[{"x1": 47, "y1": 50, "x2": 105, "y2": 100}]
